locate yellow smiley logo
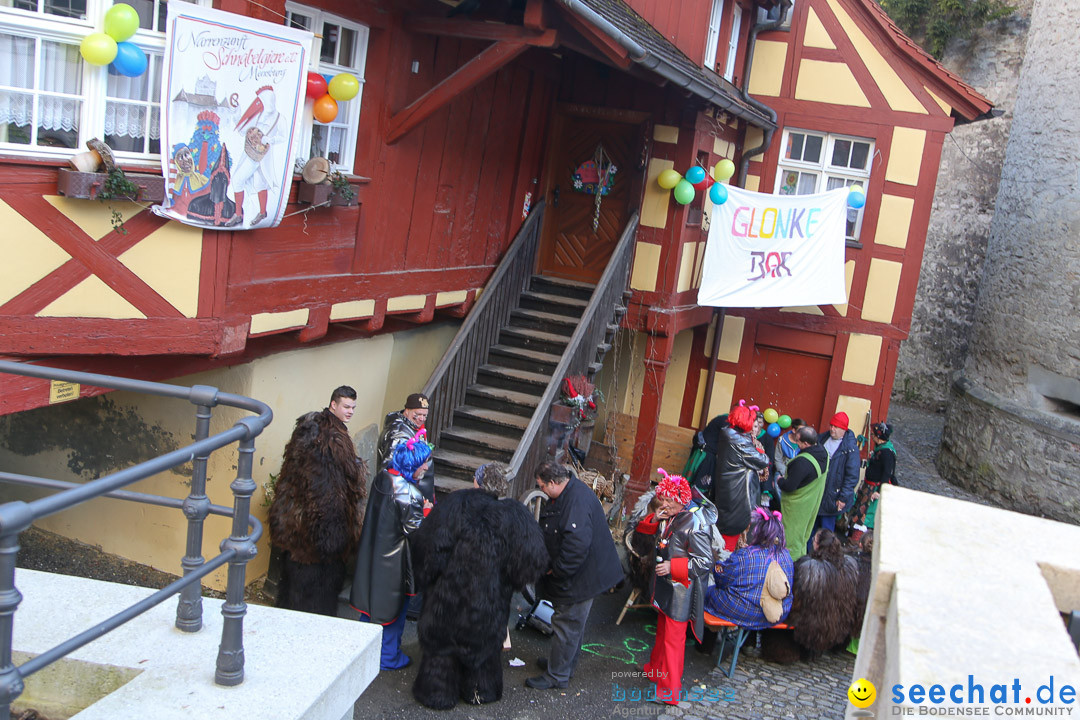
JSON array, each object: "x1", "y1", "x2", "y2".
[{"x1": 848, "y1": 678, "x2": 876, "y2": 708}]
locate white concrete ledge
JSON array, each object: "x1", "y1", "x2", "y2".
[{"x1": 12, "y1": 569, "x2": 380, "y2": 719}]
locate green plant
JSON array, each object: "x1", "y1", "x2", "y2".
[
  {"x1": 881, "y1": 0, "x2": 1014, "y2": 59},
  {"x1": 328, "y1": 170, "x2": 355, "y2": 204},
  {"x1": 96, "y1": 166, "x2": 141, "y2": 234}
]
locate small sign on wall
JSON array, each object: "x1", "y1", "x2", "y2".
[{"x1": 49, "y1": 381, "x2": 80, "y2": 405}]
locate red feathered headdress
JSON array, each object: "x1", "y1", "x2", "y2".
[
  {"x1": 655, "y1": 468, "x2": 691, "y2": 506},
  {"x1": 729, "y1": 399, "x2": 758, "y2": 432}
]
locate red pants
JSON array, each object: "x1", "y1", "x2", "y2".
[{"x1": 643, "y1": 611, "x2": 686, "y2": 705}]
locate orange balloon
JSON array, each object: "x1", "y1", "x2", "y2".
[{"x1": 313, "y1": 94, "x2": 338, "y2": 123}]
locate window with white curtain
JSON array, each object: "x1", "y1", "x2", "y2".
[
  {"x1": 774, "y1": 128, "x2": 874, "y2": 240},
  {"x1": 284, "y1": 2, "x2": 368, "y2": 173},
  {"x1": 0, "y1": 0, "x2": 203, "y2": 162}
]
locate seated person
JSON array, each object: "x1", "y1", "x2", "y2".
[{"x1": 705, "y1": 506, "x2": 793, "y2": 630}]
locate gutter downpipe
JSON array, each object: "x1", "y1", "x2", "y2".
[
  {"x1": 736, "y1": 0, "x2": 792, "y2": 187},
  {"x1": 557, "y1": 0, "x2": 773, "y2": 128}
]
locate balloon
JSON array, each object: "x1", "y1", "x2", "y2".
[
  {"x1": 714, "y1": 158, "x2": 735, "y2": 181},
  {"x1": 778, "y1": 414, "x2": 792, "y2": 429},
  {"x1": 767, "y1": 422, "x2": 782, "y2": 438},
  {"x1": 708, "y1": 182, "x2": 728, "y2": 205},
  {"x1": 111, "y1": 41, "x2": 147, "y2": 77},
  {"x1": 685, "y1": 166, "x2": 707, "y2": 184},
  {"x1": 80, "y1": 33, "x2": 118, "y2": 66},
  {"x1": 764, "y1": 408, "x2": 778, "y2": 424},
  {"x1": 328, "y1": 73, "x2": 360, "y2": 102},
  {"x1": 306, "y1": 71, "x2": 328, "y2": 99},
  {"x1": 657, "y1": 169, "x2": 682, "y2": 190},
  {"x1": 313, "y1": 94, "x2": 338, "y2": 123},
  {"x1": 848, "y1": 185, "x2": 866, "y2": 209},
  {"x1": 673, "y1": 179, "x2": 695, "y2": 205},
  {"x1": 104, "y1": 3, "x2": 140, "y2": 42}
]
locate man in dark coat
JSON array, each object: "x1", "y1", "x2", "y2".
[
  {"x1": 378, "y1": 392, "x2": 434, "y2": 499},
  {"x1": 268, "y1": 386, "x2": 367, "y2": 615},
  {"x1": 526, "y1": 461, "x2": 623, "y2": 690},
  {"x1": 814, "y1": 411, "x2": 861, "y2": 541}
]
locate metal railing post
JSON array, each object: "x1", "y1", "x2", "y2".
[
  {"x1": 176, "y1": 385, "x2": 219, "y2": 633},
  {"x1": 215, "y1": 428, "x2": 258, "y2": 686},
  {"x1": 0, "y1": 502, "x2": 34, "y2": 720}
]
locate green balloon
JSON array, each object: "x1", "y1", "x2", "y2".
[
  {"x1": 673, "y1": 179, "x2": 695, "y2": 205},
  {"x1": 104, "y1": 3, "x2": 140, "y2": 42},
  {"x1": 778, "y1": 414, "x2": 792, "y2": 429}
]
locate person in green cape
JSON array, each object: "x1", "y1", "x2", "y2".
[{"x1": 776, "y1": 426, "x2": 829, "y2": 561}]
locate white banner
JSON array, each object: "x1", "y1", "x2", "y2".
[
  {"x1": 697, "y1": 185, "x2": 849, "y2": 308},
  {"x1": 154, "y1": 1, "x2": 311, "y2": 230}
]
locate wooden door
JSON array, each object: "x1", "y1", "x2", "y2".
[
  {"x1": 538, "y1": 113, "x2": 638, "y2": 283},
  {"x1": 748, "y1": 345, "x2": 832, "y2": 428}
]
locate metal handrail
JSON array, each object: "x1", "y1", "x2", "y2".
[
  {"x1": 506, "y1": 213, "x2": 639, "y2": 499},
  {"x1": 422, "y1": 202, "x2": 546, "y2": 446},
  {"x1": 0, "y1": 360, "x2": 273, "y2": 720}
]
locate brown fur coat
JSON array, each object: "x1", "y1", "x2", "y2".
[{"x1": 269, "y1": 409, "x2": 368, "y2": 564}]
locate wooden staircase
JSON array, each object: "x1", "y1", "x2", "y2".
[{"x1": 432, "y1": 275, "x2": 620, "y2": 492}]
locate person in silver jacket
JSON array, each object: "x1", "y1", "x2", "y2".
[{"x1": 638, "y1": 470, "x2": 717, "y2": 706}]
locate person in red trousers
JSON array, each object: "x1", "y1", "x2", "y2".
[{"x1": 638, "y1": 469, "x2": 716, "y2": 706}]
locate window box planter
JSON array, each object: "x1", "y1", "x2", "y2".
[{"x1": 57, "y1": 168, "x2": 165, "y2": 203}]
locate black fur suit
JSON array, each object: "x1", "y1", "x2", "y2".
[
  {"x1": 410, "y1": 489, "x2": 549, "y2": 709},
  {"x1": 268, "y1": 408, "x2": 367, "y2": 615}
]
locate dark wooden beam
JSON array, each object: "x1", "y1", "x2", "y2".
[
  {"x1": 408, "y1": 16, "x2": 556, "y2": 46},
  {"x1": 387, "y1": 40, "x2": 530, "y2": 145}
]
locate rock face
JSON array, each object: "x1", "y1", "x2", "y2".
[
  {"x1": 937, "y1": 0, "x2": 1080, "y2": 524},
  {"x1": 893, "y1": 0, "x2": 1032, "y2": 410}
]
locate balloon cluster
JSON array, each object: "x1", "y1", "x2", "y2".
[
  {"x1": 307, "y1": 71, "x2": 360, "y2": 123},
  {"x1": 762, "y1": 407, "x2": 793, "y2": 438},
  {"x1": 79, "y1": 4, "x2": 147, "y2": 77},
  {"x1": 657, "y1": 158, "x2": 735, "y2": 207}
]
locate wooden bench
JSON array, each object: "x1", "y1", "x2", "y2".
[{"x1": 704, "y1": 611, "x2": 791, "y2": 678}]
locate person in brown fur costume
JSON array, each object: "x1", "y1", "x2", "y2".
[{"x1": 269, "y1": 386, "x2": 367, "y2": 615}]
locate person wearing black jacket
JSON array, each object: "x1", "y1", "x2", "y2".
[
  {"x1": 778, "y1": 426, "x2": 829, "y2": 561},
  {"x1": 527, "y1": 461, "x2": 623, "y2": 690}
]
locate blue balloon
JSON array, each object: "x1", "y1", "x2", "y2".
[
  {"x1": 767, "y1": 422, "x2": 782, "y2": 438},
  {"x1": 709, "y1": 182, "x2": 728, "y2": 205},
  {"x1": 847, "y1": 185, "x2": 866, "y2": 209},
  {"x1": 685, "y1": 166, "x2": 707, "y2": 184},
  {"x1": 111, "y1": 41, "x2": 147, "y2": 77}
]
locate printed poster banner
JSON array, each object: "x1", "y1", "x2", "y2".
[
  {"x1": 154, "y1": 1, "x2": 310, "y2": 230},
  {"x1": 697, "y1": 185, "x2": 849, "y2": 308}
]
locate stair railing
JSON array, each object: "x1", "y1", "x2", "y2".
[
  {"x1": 0, "y1": 360, "x2": 272, "y2": 720},
  {"x1": 422, "y1": 202, "x2": 546, "y2": 447},
  {"x1": 506, "y1": 212, "x2": 639, "y2": 500}
]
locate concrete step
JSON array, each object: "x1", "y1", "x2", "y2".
[
  {"x1": 509, "y1": 307, "x2": 581, "y2": 335},
  {"x1": 518, "y1": 290, "x2": 588, "y2": 318},
  {"x1": 476, "y1": 364, "x2": 550, "y2": 394},
  {"x1": 453, "y1": 405, "x2": 530, "y2": 437},
  {"x1": 487, "y1": 344, "x2": 562, "y2": 375},
  {"x1": 499, "y1": 325, "x2": 569, "y2": 356},
  {"x1": 439, "y1": 426, "x2": 519, "y2": 462},
  {"x1": 433, "y1": 447, "x2": 497, "y2": 487},
  {"x1": 465, "y1": 383, "x2": 540, "y2": 417},
  {"x1": 530, "y1": 275, "x2": 595, "y2": 302}
]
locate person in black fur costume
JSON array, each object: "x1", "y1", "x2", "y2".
[
  {"x1": 410, "y1": 486, "x2": 549, "y2": 709},
  {"x1": 268, "y1": 386, "x2": 367, "y2": 615}
]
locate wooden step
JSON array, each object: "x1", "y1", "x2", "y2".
[
  {"x1": 453, "y1": 405, "x2": 531, "y2": 437},
  {"x1": 499, "y1": 325, "x2": 569, "y2": 356},
  {"x1": 465, "y1": 383, "x2": 540, "y2": 417},
  {"x1": 518, "y1": 290, "x2": 589, "y2": 318},
  {"x1": 530, "y1": 275, "x2": 595, "y2": 302},
  {"x1": 487, "y1": 344, "x2": 562, "y2": 374},
  {"x1": 440, "y1": 426, "x2": 519, "y2": 462},
  {"x1": 476, "y1": 364, "x2": 550, "y2": 394}
]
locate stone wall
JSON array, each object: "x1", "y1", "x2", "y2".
[{"x1": 892, "y1": 0, "x2": 1032, "y2": 410}]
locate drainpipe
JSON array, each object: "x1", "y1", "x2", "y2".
[
  {"x1": 557, "y1": 0, "x2": 773, "y2": 127},
  {"x1": 736, "y1": 0, "x2": 792, "y2": 187}
]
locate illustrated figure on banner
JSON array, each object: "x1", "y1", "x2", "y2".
[{"x1": 225, "y1": 85, "x2": 286, "y2": 228}]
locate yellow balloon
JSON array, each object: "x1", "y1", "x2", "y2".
[
  {"x1": 657, "y1": 169, "x2": 682, "y2": 190},
  {"x1": 714, "y1": 158, "x2": 735, "y2": 182},
  {"x1": 327, "y1": 73, "x2": 360, "y2": 102},
  {"x1": 80, "y1": 33, "x2": 118, "y2": 66}
]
